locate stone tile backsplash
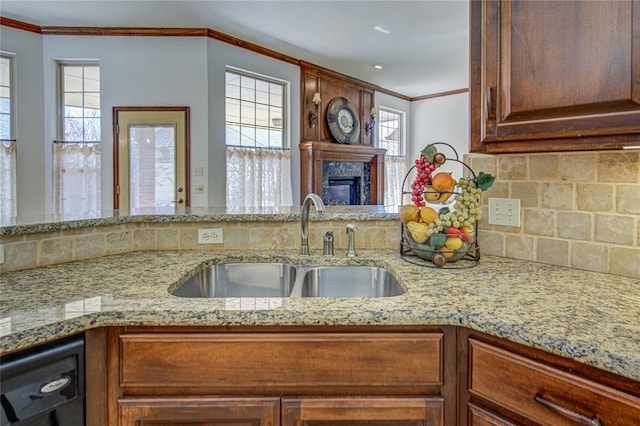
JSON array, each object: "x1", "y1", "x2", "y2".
[{"x1": 468, "y1": 150, "x2": 639, "y2": 278}]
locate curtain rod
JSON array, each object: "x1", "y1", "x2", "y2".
[
  {"x1": 226, "y1": 144, "x2": 289, "y2": 151},
  {"x1": 53, "y1": 140, "x2": 101, "y2": 144}
]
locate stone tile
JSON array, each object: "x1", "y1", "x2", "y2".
[
  {"x1": 485, "y1": 181, "x2": 509, "y2": 199},
  {"x1": 594, "y1": 215, "x2": 635, "y2": 246},
  {"x1": 617, "y1": 185, "x2": 640, "y2": 214},
  {"x1": 268, "y1": 226, "x2": 298, "y2": 250},
  {"x1": 2, "y1": 241, "x2": 38, "y2": 271},
  {"x1": 609, "y1": 247, "x2": 640, "y2": 279},
  {"x1": 571, "y1": 242, "x2": 608, "y2": 274},
  {"x1": 40, "y1": 238, "x2": 73, "y2": 266},
  {"x1": 467, "y1": 154, "x2": 497, "y2": 177},
  {"x1": 478, "y1": 230, "x2": 504, "y2": 256},
  {"x1": 523, "y1": 209, "x2": 555, "y2": 237},
  {"x1": 510, "y1": 182, "x2": 539, "y2": 208},
  {"x1": 598, "y1": 152, "x2": 639, "y2": 183},
  {"x1": 505, "y1": 234, "x2": 535, "y2": 261},
  {"x1": 156, "y1": 228, "x2": 179, "y2": 250},
  {"x1": 74, "y1": 234, "x2": 106, "y2": 261},
  {"x1": 105, "y1": 231, "x2": 133, "y2": 254},
  {"x1": 529, "y1": 154, "x2": 559, "y2": 180},
  {"x1": 133, "y1": 229, "x2": 156, "y2": 251},
  {"x1": 180, "y1": 228, "x2": 200, "y2": 250},
  {"x1": 557, "y1": 212, "x2": 592, "y2": 241},
  {"x1": 498, "y1": 155, "x2": 527, "y2": 180},
  {"x1": 26, "y1": 231, "x2": 59, "y2": 241},
  {"x1": 559, "y1": 153, "x2": 596, "y2": 182},
  {"x1": 576, "y1": 184, "x2": 614, "y2": 211},
  {"x1": 537, "y1": 238, "x2": 569, "y2": 267},
  {"x1": 224, "y1": 226, "x2": 249, "y2": 250},
  {"x1": 541, "y1": 182, "x2": 573, "y2": 210}
]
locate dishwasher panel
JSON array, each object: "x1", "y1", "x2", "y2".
[{"x1": 1, "y1": 335, "x2": 84, "y2": 426}]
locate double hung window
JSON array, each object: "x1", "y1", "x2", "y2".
[
  {"x1": 54, "y1": 62, "x2": 101, "y2": 217},
  {"x1": 225, "y1": 69, "x2": 292, "y2": 208},
  {"x1": 0, "y1": 54, "x2": 16, "y2": 221},
  {"x1": 377, "y1": 107, "x2": 407, "y2": 206}
]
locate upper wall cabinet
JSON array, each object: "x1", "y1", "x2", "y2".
[{"x1": 470, "y1": 0, "x2": 640, "y2": 153}]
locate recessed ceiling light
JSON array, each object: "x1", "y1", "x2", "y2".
[
  {"x1": 373, "y1": 64, "x2": 384, "y2": 70},
  {"x1": 373, "y1": 26, "x2": 391, "y2": 34}
]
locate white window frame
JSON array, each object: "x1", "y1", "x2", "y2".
[
  {"x1": 224, "y1": 67, "x2": 288, "y2": 149},
  {"x1": 376, "y1": 106, "x2": 406, "y2": 157},
  {"x1": 0, "y1": 52, "x2": 17, "y2": 220}
]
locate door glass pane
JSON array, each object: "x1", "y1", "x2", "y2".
[{"x1": 129, "y1": 125, "x2": 175, "y2": 208}]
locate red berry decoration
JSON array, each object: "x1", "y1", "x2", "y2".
[{"x1": 410, "y1": 155, "x2": 435, "y2": 207}]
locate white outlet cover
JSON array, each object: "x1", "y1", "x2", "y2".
[
  {"x1": 198, "y1": 228, "x2": 223, "y2": 244},
  {"x1": 488, "y1": 198, "x2": 521, "y2": 227}
]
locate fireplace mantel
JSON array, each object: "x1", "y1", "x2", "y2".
[{"x1": 299, "y1": 141, "x2": 386, "y2": 205}]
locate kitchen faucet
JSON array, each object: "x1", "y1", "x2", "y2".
[
  {"x1": 346, "y1": 223, "x2": 357, "y2": 257},
  {"x1": 300, "y1": 193, "x2": 326, "y2": 255}
]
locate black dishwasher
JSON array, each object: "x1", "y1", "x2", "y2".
[{"x1": 0, "y1": 335, "x2": 84, "y2": 426}]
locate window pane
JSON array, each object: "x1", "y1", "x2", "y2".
[
  {"x1": 240, "y1": 100, "x2": 255, "y2": 125},
  {"x1": 226, "y1": 124, "x2": 240, "y2": 145},
  {"x1": 269, "y1": 84, "x2": 282, "y2": 107},
  {"x1": 64, "y1": 92, "x2": 83, "y2": 111},
  {"x1": 0, "y1": 114, "x2": 10, "y2": 139},
  {"x1": 240, "y1": 126, "x2": 255, "y2": 146},
  {"x1": 84, "y1": 93, "x2": 100, "y2": 112},
  {"x1": 64, "y1": 67, "x2": 84, "y2": 92},
  {"x1": 269, "y1": 129, "x2": 283, "y2": 148},
  {"x1": 64, "y1": 118, "x2": 84, "y2": 141},
  {"x1": 240, "y1": 75, "x2": 255, "y2": 101},
  {"x1": 255, "y1": 80, "x2": 269, "y2": 104},
  {"x1": 84, "y1": 118, "x2": 101, "y2": 141},
  {"x1": 84, "y1": 67, "x2": 100, "y2": 92},
  {"x1": 226, "y1": 98, "x2": 240, "y2": 123},
  {"x1": 0, "y1": 58, "x2": 9, "y2": 86},
  {"x1": 255, "y1": 103, "x2": 269, "y2": 128}
]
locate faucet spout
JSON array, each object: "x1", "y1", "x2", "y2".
[{"x1": 300, "y1": 193, "x2": 325, "y2": 255}]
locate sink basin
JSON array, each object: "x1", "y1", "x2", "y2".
[
  {"x1": 171, "y1": 263, "x2": 297, "y2": 298},
  {"x1": 170, "y1": 263, "x2": 404, "y2": 298},
  {"x1": 298, "y1": 266, "x2": 404, "y2": 298}
]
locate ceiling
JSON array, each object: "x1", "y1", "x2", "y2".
[{"x1": 0, "y1": 0, "x2": 470, "y2": 98}]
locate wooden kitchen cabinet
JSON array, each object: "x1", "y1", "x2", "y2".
[
  {"x1": 470, "y1": 0, "x2": 640, "y2": 153},
  {"x1": 118, "y1": 397, "x2": 280, "y2": 426},
  {"x1": 104, "y1": 326, "x2": 456, "y2": 426},
  {"x1": 459, "y1": 330, "x2": 640, "y2": 425},
  {"x1": 282, "y1": 397, "x2": 444, "y2": 426}
]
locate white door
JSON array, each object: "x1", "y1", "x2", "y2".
[{"x1": 114, "y1": 108, "x2": 189, "y2": 211}]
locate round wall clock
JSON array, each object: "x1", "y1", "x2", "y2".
[{"x1": 326, "y1": 97, "x2": 360, "y2": 144}]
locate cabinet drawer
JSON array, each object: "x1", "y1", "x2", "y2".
[
  {"x1": 469, "y1": 339, "x2": 640, "y2": 426},
  {"x1": 120, "y1": 332, "x2": 443, "y2": 393}
]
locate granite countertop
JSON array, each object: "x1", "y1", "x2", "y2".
[
  {"x1": 0, "y1": 205, "x2": 399, "y2": 235},
  {"x1": 1, "y1": 249, "x2": 638, "y2": 382}
]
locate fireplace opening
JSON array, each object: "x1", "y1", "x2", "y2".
[{"x1": 326, "y1": 177, "x2": 361, "y2": 205}]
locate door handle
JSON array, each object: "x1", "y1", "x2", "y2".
[
  {"x1": 534, "y1": 393, "x2": 601, "y2": 426},
  {"x1": 173, "y1": 199, "x2": 184, "y2": 204},
  {"x1": 486, "y1": 86, "x2": 496, "y2": 121}
]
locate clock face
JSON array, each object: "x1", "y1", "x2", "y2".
[{"x1": 326, "y1": 97, "x2": 360, "y2": 144}]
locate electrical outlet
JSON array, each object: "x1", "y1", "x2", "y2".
[
  {"x1": 488, "y1": 198, "x2": 521, "y2": 227},
  {"x1": 198, "y1": 228, "x2": 223, "y2": 244}
]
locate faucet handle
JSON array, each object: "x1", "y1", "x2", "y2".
[{"x1": 346, "y1": 224, "x2": 357, "y2": 258}]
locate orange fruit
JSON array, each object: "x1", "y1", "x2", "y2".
[{"x1": 431, "y1": 172, "x2": 455, "y2": 192}]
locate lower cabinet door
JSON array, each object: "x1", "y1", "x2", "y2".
[
  {"x1": 118, "y1": 397, "x2": 280, "y2": 426},
  {"x1": 282, "y1": 397, "x2": 444, "y2": 426},
  {"x1": 468, "y1": 404, "x2": 516, "y2": 426}
]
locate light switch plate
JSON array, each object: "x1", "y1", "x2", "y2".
[
  {"x1": 488, "y1": 198, "x2": 521, "y2": 227},
  {"x1": 198, "y1": 228, "x2": 223, "y2": 244}
]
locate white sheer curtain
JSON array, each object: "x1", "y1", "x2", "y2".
[
  {"x1": 54, "y1": 143, "x2": 101, "y2": 217},
  {"x1": 0, "y1": 140, "x2": 16, "y2": 221},
  {"x1": 226, "y1": 146, "x2": 292, "y2": 208},
  {"x1": 384, "y1": 156, "x2": 407, "y2": 207}
]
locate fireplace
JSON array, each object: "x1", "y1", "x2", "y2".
[
  {"x1": 326, "y1": 176, "x2": 361, "y2": 205},
  {"x1": 299, "y1": 141, "x2": 386, "y2": 205}
]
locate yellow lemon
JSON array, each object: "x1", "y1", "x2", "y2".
[
  {"x1": 419, "y1": 206, "x2": 439, "y2": 224},
  {"x1": 407, "y1": 221, "x2": 429, "y2": 243},
  {"x1": 399, "y1": 204, "x2": 420, "y2": 224},
  {"x1": 436, "y1": 246, "x2": 455, "y2": 258},
  {"x1": 445, "y1": 236, "x2": 463, "y2": 251}
]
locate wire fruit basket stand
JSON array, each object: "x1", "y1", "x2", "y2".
[{"x1": 399, "y1": 143, "x2": 494, "y2": 268}]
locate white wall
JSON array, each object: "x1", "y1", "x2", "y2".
[
  {"x1": 410, "y1": 92, "x2": 469, "y2": 177},
  {"x1": 0, "y1": 26, "x2": 46, "y2": 217},
  {"x1": 206, "y1": 38, "x2": 301, "y2": 206},
  {"x1": 42, "y1": 35, "x2": 210, "y2": 210}
]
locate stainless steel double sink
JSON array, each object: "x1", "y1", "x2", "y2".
[{"x1": 170, "y1": 263, "x2": 405, "y2": 298}]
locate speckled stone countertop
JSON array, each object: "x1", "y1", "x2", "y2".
[
  {"x1": 0, "y1": 205, "x2": 399, "y2": 235},
  {"x1": 1, "y1": 250, "x2": 638, "y2": 382}
]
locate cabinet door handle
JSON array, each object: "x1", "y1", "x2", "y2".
[
  {"x1": 486, "y1": 86, "x2": 496, "y2": 121},
  {"x1": 534, "y1": 393, "x2": 601, "y2": 426}
]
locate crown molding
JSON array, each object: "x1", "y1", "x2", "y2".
[
  {"x1": 40, "y1": 27, "x2": 207, "y2": 36},
  {"x1": 411, "y1": 88, "x2": 469, "y2": 102},
  {"x1": 0, "y1": 17, "x2": 42, "y2": 34}
]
